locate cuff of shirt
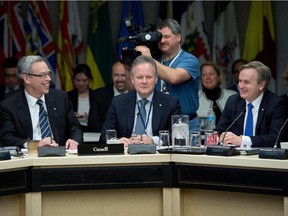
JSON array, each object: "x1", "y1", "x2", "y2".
[{"x1": 241, "y1": 135, "x2": 252, "y2": 148}]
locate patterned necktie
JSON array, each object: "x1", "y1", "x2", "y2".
[
  {"x1": 244, "y1": 103, "x2": 254, "y2": 136},
  {"x1": 134, "y1": 99, "x2": 148, "y2": 135},
  {"x1": 36, "y1": 99, "x2": 52, "y2": 139}
]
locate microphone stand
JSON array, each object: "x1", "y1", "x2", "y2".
[
  {"x1": 259, "y1": 117, "x2": 288, "y2": 160},
  {"x1": 206, "y1": 111, "x2": 245, "y2": 156}
]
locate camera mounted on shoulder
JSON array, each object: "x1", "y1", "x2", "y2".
[{"x1": 118, "y1": 16, "x2": 162, "y2": 65}]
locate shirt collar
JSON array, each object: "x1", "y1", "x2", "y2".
[
  {"x1": 24, "y1": 90, "x2": 46, "y2": 107},
  {"x1": 246, "y1": 93, "x2": 264, "y2": 111}
]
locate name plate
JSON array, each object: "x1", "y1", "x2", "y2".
[{"x1": 78, "y1": 143, "x2": 124, "y2": 155}]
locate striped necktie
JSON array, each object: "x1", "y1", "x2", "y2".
[
  {"x1": 36, "y1": 99, "x2": 52, "y2": 139},
  {"x1": 244, "y1": 103, "x2": 254, "y2": 136}
]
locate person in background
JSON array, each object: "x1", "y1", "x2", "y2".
[
  {"x1": 68, "y1": 64, "x2": 94, "y2": 131},
  {"x1": 135, "y1": 18, "x2": 200, "y2": 132},
  {"x1": 216, "y1": 61, "x2": 288, "y2": 148},
  {"x1": 228, "y1": 59, "x2": 248, "y2": 93},
  {"x1": 88, "y1": 61, "x2": 128, "y2": 132},
  {"x1": 0, "y1": 57, "x2": 23, "y2": 101},
  {"x1": 99, "y1": 55, "x2": 181, "y2": 146},
  {"x1": 197, "y1": 62, "x2": 236, "y2": 124},
  {"x1": 0, "y1": 55, "x2": 82, "y2": 149}
]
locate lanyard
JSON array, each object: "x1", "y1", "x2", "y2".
[
  {"x1": 160, "y1": 49, "x2": 182, "y2": 92},
  {"x1": 137, "y1": 100, "x2": 153, "y2": 134}
]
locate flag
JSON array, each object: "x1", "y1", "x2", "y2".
[
  {"x1": 0, "y1": 1, "x2": 25, "y2": 85},
  {"x1": 57, "y1": 1, "x2": 83, "y2": 91},
  {"x1": 243, "y1": 1, "x2": 276, "y2": 79},
  {"x1": 213, "y1": 1, "x2": 241, "y2": 88},
  {"x1": 86, "y1": 1, "x2": 113, "y2": 89},
  {"x1": 67, "y1": 1, "x2": 84, "y2": 55},
  {"x1": 180, "y1": 1, "x2": 211, "y2": 63},
  {"x1": 25, "y1": 0, "x2": 61, "y2": 89},
  {"x1": 117, "y1": 1, "x2": 145, "y2": 60}
]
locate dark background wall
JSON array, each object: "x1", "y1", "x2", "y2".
[{"x1": 47, "y1": 1, "x2": 288, "y2": 96}]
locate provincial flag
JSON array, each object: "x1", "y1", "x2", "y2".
[
  {"x1": 213, "y1": 1, "x2": 241, "y2": 88},
  {"x1": 180, "y1": 1, "x2": 211, "y2": 63},
  {"x1": 117, "y1": 1, "x2": 145, "y2": 60},
  {"x1": 86, "y1": 1, "x2": 113, "y2": 88},
  {"x1": 0, "y1": 1, "x2": 25, "y2": 84},
  {"x1": 25, "y1": 0, "x2": 61, "y2": 89},
  {"x1": 57, "y1": 1, "x2": 83, "y2": 91},
  {"x1": 243, "y1": 1, "x2": 276, "y2": 79}
]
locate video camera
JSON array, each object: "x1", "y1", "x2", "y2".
[{"x1": 118, "y1": 16, "x2": 162, "y2": 65}]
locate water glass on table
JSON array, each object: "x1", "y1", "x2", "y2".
[
  {"x1": 158, "y1": 130, "x2": 170, "y2": 148},
  {"x1": 106, "y1": 129, "x2": 118, "y2": 144},
  {"x1": 190, "y1": 131, "x2": 201, "y2": 147}
]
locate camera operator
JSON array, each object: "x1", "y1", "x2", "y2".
[{"x1": 135, "y1": 18, "x2": 201, "y2": 132}]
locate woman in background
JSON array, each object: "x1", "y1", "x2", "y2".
[
  {"x1": 68, "y1": 64, "x2": 94, "y2": 131},
  {"x1": 197, "y1": 61, "x2": 237, "y2": 124}
]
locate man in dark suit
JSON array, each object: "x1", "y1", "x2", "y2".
[
  {"x1": 216, "y1": 61, "x2": 288, "y2": 148},
  {"x1": 0, "y1": 55, "x2": 82, "y2": 149},
  {"x1": 99, "y1": 55, "x2": 181, "y2": 146},
  {"x1": 0, "y1": 57, "x2": 23, "y2": 101},
  {"x1": 88, "y1": 61, "x2": 127, "y2": 132}
]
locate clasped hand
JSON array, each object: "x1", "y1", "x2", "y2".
[{"x1": 119, "y1": 134, "x2": 153, "y2": 147}]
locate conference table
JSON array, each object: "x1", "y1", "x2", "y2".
[{"x1": 0, "y1": 140, "x2": 288, "y2": 216}]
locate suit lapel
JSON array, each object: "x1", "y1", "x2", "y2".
[
  {"x1": 256, "y1": 92, "x2": 268, "y2": 129},
  {"x1": 127, "y1": 93, "x2": 137, "y2": 133},
  {"x1": 45, "y1": 93, "x2": 60, "y2": 141},
  {"x1": 17, "y1": 92, "x2": 33, "y2": 139},
  {"x1": 151, "y1": 91, "x2": 162, "y2": 134}
]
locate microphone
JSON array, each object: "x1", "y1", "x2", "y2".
[
  {"x1": 259, "y1": 117, "x2": 288, "y2": 159},
  {"x1": 117, "y1": 32, "x2": 162, "y2": 44},
  {"x1": 220, "y1": 110, "x2": 245, "y2": 145},
  {"x1": 274, "y1": 117, "x2": 288, "y2": 148},
  {"x1": 206, "y1": 110, "x2": 245, "y2": 157}
]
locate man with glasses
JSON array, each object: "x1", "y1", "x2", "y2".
[
  {"x1": 0, "y1": 55, "x2": 82, "y2": 150},
  {"x1": 0, "y1": 57, "x2": 23, "y2": 101}
]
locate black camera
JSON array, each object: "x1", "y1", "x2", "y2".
[{"x1": 118, "y1": 17, "x2": 162, "y2": 65}]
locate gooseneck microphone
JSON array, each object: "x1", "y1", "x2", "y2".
[
  {"x1": 206, "y1": 110, "x2": 245, "y2": 156},
  {"x1": 273, "y1": 117, "x2": 288, "y2": 148},
  {"x1": 259, "y1": 117, "x2": 288, "y2": 159},
  {"x1": 220, "y1": 110, "x2": 245, "y2": 145}
]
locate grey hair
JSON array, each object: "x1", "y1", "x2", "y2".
[
  {"x1": 157, "y1": 18, "x2": 181, "y2": 35},
  {"x1": 17, "y1": 55, "x2": 51, "y2": 77},
  {"x1": 131, "y1": 55, "x2": 158, "y2": 77},
  {"x1": 240, "y1": 61, "x2": 271, "y2": 90}
]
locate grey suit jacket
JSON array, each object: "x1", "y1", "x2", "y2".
[
  {"x1": 215, "y1": 90, "x2": 288, "y2": 147},
  {"x1": 99, "y1": 90, "x2": 181, "y2": 143},
  {"x1": 0, "y1": 89, "x2": 83, "y2": 147}
]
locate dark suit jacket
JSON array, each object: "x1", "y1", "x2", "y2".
[
  {"x1": 0, "y1": 89, "x2": 83, "y2": 147},
  {"x1": 67, "y1": 88, "x2": 94, "y2": 112},
  {"x1": 88, "y1": 84, "x2": 114, "y2": 132},
  {"x1": 215, "y1": 90, "x2": 288, "y2": 147},
  {"x1": 99, "y1": 90, "x2": 181, "y2": 143}
]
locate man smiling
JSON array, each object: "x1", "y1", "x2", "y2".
[
  {"x1": 216, "y1": 61, "x2": 288, "y2": 148},
  {"x1": 0, "y1": 55, "x2": 82, "y2": 150}
]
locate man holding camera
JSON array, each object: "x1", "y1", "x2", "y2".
[{"x1": 136, "y1": 18, "x2": 201, "y2": 132}]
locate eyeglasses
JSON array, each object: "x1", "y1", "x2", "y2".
[{"x1": 24, "y1": 72, "x2": 52, "y2": 79}]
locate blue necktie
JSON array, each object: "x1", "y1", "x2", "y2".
[
  {"x1": 244, "y1": 103, "x2": 254, "y2": 136},
  {"x1": 135, "y1": 99, "x2": 148, "y2": 135},
  {"x1": 36, "y1": 99, "x2": 52, "y2": 139}
]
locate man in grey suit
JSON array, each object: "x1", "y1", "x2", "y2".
[
  {"x1": 99, "y1": 55, "x2": 181, "y2": 146},
  {"x1": 0, "y1": 55, "x2": 82, "y2": 150},
  {"x1": 216, "y1": 61, "x2": 288, "y2": 148}
]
